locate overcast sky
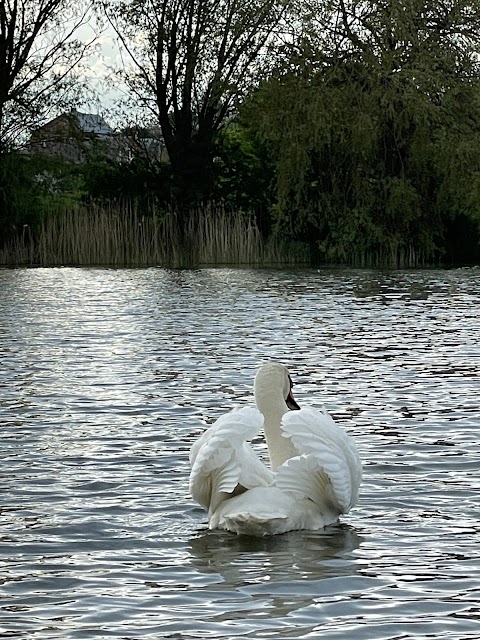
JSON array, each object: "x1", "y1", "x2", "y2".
[{"x1": 77, "y1": 19, "x2": 125, "y2": 115}]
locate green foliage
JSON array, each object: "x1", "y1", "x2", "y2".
[
  {"x1": 0, "y1": 154, "x2": 38, "y2": 238},
  {"x1": 242, "y1": 1, "x2": 480, "y2": 266},
  {"x1": 212, "y1": 123, "x2": 275, "y2": 226},
  {"x1": 81, "y1": 157, "x2": 173, "y2": 204},
  {"x1": 0, "y1": 153, "x2": 88, "y2": 242}
]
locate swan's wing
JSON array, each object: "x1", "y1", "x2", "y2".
[
  {"x1": 277, "y1": 407, "x2": 362, "y2": 515},
  {"x1": 189, "y1": 407, "x2": 274, "y2": 516}
]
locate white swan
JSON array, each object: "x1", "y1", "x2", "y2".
[{"x1": 189, "y1": 362, "x2": 362, "y2": 536}]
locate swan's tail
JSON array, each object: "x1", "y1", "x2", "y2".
[
  {"x1": 210, "y1": 486, "x2": 330, "y2": 536},
  {"x1": 221, "y1": 512, "x2": 290, "y2": 537}
]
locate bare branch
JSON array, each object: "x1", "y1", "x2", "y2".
[{"x1": 0, "y1": 0, "x2": 96, "y2": 150}]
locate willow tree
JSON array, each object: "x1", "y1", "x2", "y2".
[
  {"x1": 248, "y1": 0, "x2": 480, "y2": 265},
  {"x1": 332, "y1": 1, "x2": 480, "y2": 175},
  {"x1": 101, "y1": 0, "x2": 291, "y2": 208}
]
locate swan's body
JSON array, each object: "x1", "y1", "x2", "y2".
[{"x1": 189, "y1": 363, "x2": 362, "y2": 536}]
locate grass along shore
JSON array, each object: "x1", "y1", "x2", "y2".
[{"x1": 0, "y1": 202, "x2": 309, "y2": 267}]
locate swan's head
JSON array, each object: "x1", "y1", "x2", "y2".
[{"x1": 254, "y1": 362, "x2": 300, "y2": 411}]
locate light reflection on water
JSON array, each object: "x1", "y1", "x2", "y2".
[{"x1": 0, "y1": 267, "x2": 479, "y2": 639}]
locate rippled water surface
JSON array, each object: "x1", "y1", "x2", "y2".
[{"x1": 1, "y1": 267, "x2": 479, "y2": 640}]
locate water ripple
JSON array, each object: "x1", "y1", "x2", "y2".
[{"x1": 0, "y1": 267, "x2": 479, "y2": 639}]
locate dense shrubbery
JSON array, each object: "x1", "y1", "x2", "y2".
[
  {"x1": 0, "y1": 155, "x2": 85, "y2": 236},
  {"x1": 81, "y1": 158, "x2": 173, "y2": 203}
]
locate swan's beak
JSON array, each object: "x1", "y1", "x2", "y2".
[{"x1": 286, "y1": 389, "x2": 300, "y2": 411}]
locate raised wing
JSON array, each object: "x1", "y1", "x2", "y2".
[
  {"x1": 277, "y1": 407, "x2": 362, "y2": 516},
  {"x1": 189, "y1": 407, "x2": 274, "y2": 517}
]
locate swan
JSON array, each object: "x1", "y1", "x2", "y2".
[{"x1": 189, "y1": 362, "x2": 362, "y2": 536}]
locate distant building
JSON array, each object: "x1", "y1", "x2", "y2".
[
  {"x1": 28, "y1": 110, "x2": 169, "y2": 165},
  {"x1": 121, "y1": 124, "x2": 169, "y2": 163},
  {"x1": 28, "y1": 110, "x2": 128, "y2": 163}
]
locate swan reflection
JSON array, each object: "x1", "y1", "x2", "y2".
[
  {"x1": 188, "y1": 524, "x2": 363, "y2": 621},
  {"x1": 188, "y1": 523, "x2": 363, "y2": 584}
]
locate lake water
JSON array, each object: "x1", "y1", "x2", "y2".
[{"x1": 1, "y1": 267, "x2": 479, "y2": 640}]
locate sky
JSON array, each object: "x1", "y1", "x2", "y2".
[{"x1": 76, "y1": 19, "x2": 125, "y2": 116}]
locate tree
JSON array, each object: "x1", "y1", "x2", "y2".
[
  {"x1": 0, "y1": 0, "x2": 94, "y2": 236},
  {"x1": 101, "y1": 0, "x2": 291, "y2": 209},
  {"x1": 247, "y1": 0, "x2": 480, "y2": 265},
  {"x1": 0, "y1": 0, "x2": 94, "y2": 151}
]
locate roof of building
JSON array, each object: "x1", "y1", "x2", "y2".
[{"x1": 73, "y1": 111, "x2": 113, "y2": 136}]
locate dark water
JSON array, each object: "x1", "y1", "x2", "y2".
[{"x1": 1, "y1": 267, "x2": 479, "y2": 639}]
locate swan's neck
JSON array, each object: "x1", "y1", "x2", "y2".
[{"x1": 256, "y1": 393, "x2": 297, "y2": 471}]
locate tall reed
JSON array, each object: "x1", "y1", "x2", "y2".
[{"x1": 0, "y1": 201, "x2": 310, "y2": 267}]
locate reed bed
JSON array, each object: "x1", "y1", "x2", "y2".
[
  {"x1": 0, "y1": 201, "x2": 310, "y2": 267},
  {"x1": 346, "y1": 246, "x2": 432, "y2": 269}
]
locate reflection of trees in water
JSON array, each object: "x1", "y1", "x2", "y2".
[{"x1": 188, "y1": 524, "x2": 363, "y2": 620}]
